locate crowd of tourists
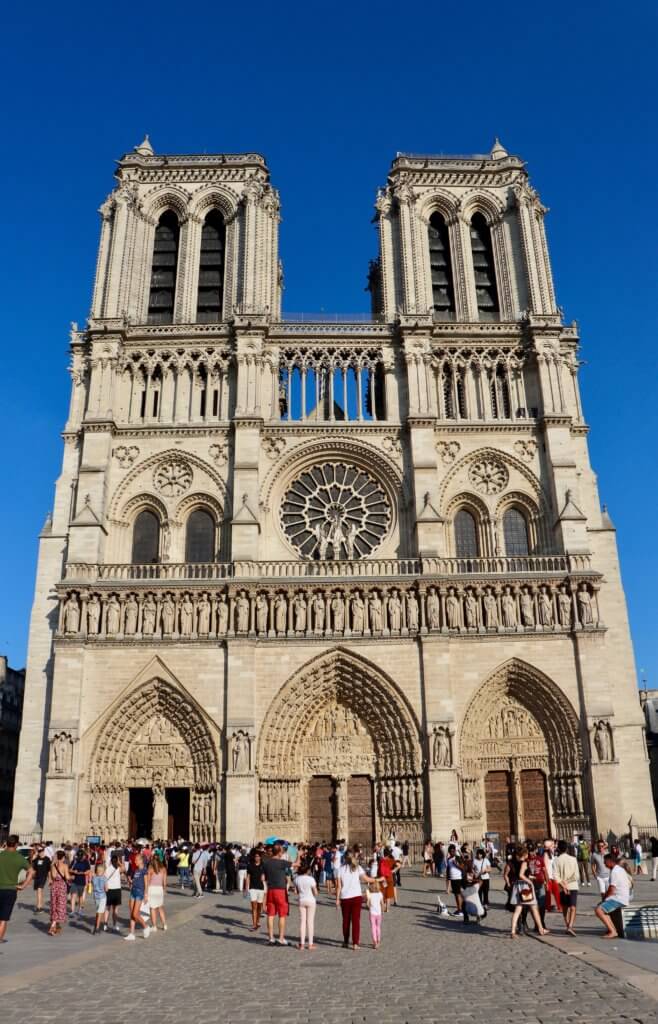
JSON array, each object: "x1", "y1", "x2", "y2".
[{"x1": 1, "y1": 830, "x2": 656, "y2": 949}]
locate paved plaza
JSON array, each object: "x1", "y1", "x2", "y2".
[{"x1": 2, "y1": 872, "x2": 658, "y2": 1022}]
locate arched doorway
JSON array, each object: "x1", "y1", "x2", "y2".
[
  {"x1": 257, "y1": 650, "x2": 424, "y2": 845},
  {"x1": 88, "y1": 678, "x2": 220, "y2": 841},
  {"x1": 459, "y1": 659, "x2": 588, "y2": 841}
]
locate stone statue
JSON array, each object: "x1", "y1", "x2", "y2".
[
  {"x1": 520, "y1": 587, "x2": 535, "y2": 627},
  {"x1": 329, "y1": 516, "x2": 346, "y2": 559},
  {"x1": 578, "y1": 583, "x2": 593, "y2": 625},
  {"x1": 446, "y1": 587, "x2": 460, "y2": 629},
  {"x1": 142, "y1": 594, "x2": 157, "y2": 635},
  {"x1": 233, "y1": 591, "x2": 248, "y2": 633},
  {"x1": 106, "y1": 595, "x2": 121, "y2": 635},
  {"x1": 52, "y1": 733, "x2": 70, "y2": 773},
  {"x1": 124, "y1": 594, "x2": 138, "y2": 635},
  {"x1": 256, "y1": 594, "x2": 268, "y2": 634},
  {"x1": 87, "y1": 594, "x2": 101, "y2": 634},
  {"x1": 217, "y1": 593, "x2": 229, "y2": 635},
  {"x1": 197, "y1": 593, "x2": 211, "y2": 635},
  {"x1": 351, "y1": 591, "x2": 365, "y2": 633},
  {"x1": 331, "y1": 593, "x2": 344, "y2": 632},
  {"x1": 558, "y1": 585, "x2": 571, "y2": 627},
  {"x1": 464, "y1": 590, "x2": 478, "y2": 629},
  {"x1": 345, "y1": 522, "x2": 357, "y2": 560},
  {"x1": 433, "y1": 727, "x2": 451, "y2": 767},
  {"x1": 275, "y1": 593, "x2": 287, "y2": 633},
  {"x1": 293, "y1": 593, "x2": 307, "y2": 632},
  {"x1": 312, "y1": 593, "x2": 325, "y2": 633},
  {"x1": 232, "y1": 732, "x2": 248, "y2": 772},
  {"x1": 483, "y1": 587, "x2": 498, "y2": 628},
  {"x1": 501, "y1": 586, "x2": 517, "y2": 628},
  {"x1": 594, "y1": 720, "x2": 613, "y2": 762},
  {"x1": 64, "y1": 593, "x2": 80, "y2": 633},
  {"x1": 161, "y1": 594, "x2": 175, "y2": 634},
  {"x1": 388, "y1": 590, "x2": 401, "y2": 631},
  {"x1": 406, "y1": 591, "x2": 419, "y2": 631},
  {"x1": 427, "y1": 587, "x2": 440, "y2": 630},
  {"x1": 180, "y1": 594, "x2": 194, "y2": 635},
  {"x1": 315, "y1": 521, "x2": 330, "y2": 560},
  {"x1": 162, "y1": 522, "x2": 171, "y2": 562},
  {"x1": 538, "y1": 586, "x2": 554, "y2": 626},
  {"x1": 369, "y1": 590, "x2": 383, "y2": 632}
]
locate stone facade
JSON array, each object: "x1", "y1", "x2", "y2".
[
  {"x1": 11, "y1": 137, "x2": 656, "y2": 844},
  {"x1": 0, "y1": 656, "x2": 25, "y2": 828}
]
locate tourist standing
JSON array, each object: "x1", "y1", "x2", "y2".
[
  {"x1": 177, "y1": 847, "x2": 191, "y2": 891},
  {"x1": 104, "y1": 853, "x2": 125, "y2": 932},
  {"x1": 294, "y1": 862, "x2": 318, "y2": 949},
  {"x1": 633, "y1": 838, "x2": 644, "y2": 875},
  {"x1": 125, "y1": 854, "x2": 150, "y2": 940},
  {"x1": 649, "y1": 836, "x2": 658, "y2": 881},
  {"x1": 147, "y1": 854, "x2": 168, "y2": 931},
  {"x1": 92, "y1": 864, "x2": 108, "y2": 934},
  {"x1": 31, "y1": 845, "x2": 51, "y2": 913},
  {"x1": 191, "y1": 843, "x2": 207, "y2": 898},
  {"x1": 366, "y1": 879, "x2": 384, "y2": 948},
  {"x1": 379, "y1": 847, "x2": 397, "y2": 911},
  {"x1": 591, "y1": 840, "x2": 610, "y2": 898},
  {"x1": 423, "y1": 840, "x2": 434, "y2": 876},
  {"x1": 237, "y1": 847, "x2": 249, "y2": 897},
  {"x1": 554, "y1": 839, "x2": 580, "y2": 935},
  {"x1": 247, "y1": 850, "x2": 265, "y2": 930},
  {"x1": 336, "y1": 851, "x2": 373, "y2": 950},
  {"x1": 0, "y1": 836, "x2": 34, "y2": 942},
  {"x1": 509, "y1": 845, "x2": 550, "y2": 938},
  {"x1": 262, "y1": 843, "x2": 292, "y2": 945},
  {"x1": 433, "y1": 841, "x2": 445, "y2": 878},
  {"x1": 576, "y1": 836, "x2": 591, "y2": 885},
  {"x1": 473, "y1": 847, "x2": 491, "y2": 914},
  {"x1": 69, "y1": 845, "x2": 92, "y2": 918},
  {"x1": 446, "y1": 844, "x2": 464, "y2": 916},
  {"x1": 543, "y1": 839, "x2": 560, "y2": 913},
  {"x1": 595, "y1": 853, "x2": 633, "y2": 939},
  {"x1": 48, "y1": 850, "x2": 71, "y2": 936}
]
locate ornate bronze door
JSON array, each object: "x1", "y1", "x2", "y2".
[
  {"x1": 520, "y1": 769, "x2": 549, "y2": 840},
  {"x1": 347, "y1": 776, "x2": 374, "y2": 848},
  {"x1": 307, "y1": 776, "x2": 335, "y2": 841},
  {"x1": 484, "y1": 771, "x2": 513, "y2": 838}
]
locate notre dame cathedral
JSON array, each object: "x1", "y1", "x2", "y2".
[{"x1": 12, "y1": 136, "x2": 655, "y2": 846}]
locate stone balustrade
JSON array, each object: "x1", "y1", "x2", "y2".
[{"x1": 56, "y1": 572, "x2": 602, "y2": 642}]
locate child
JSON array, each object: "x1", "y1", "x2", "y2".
[
  {"x1": 366, "y1": 879, "x2": 384, "y2": 948},
  {"x1": 294, "y1": 862, "x2": 317, "y2": 950},
  {"x1": 92, "y1": 864, "x2": 108, "y2": 934}
]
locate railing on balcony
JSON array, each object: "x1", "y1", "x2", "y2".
[{"x1": 64, "y1": 553, "x2": 592, "y2": 584}]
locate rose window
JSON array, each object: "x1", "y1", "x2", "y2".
[
  {"x1": 280, "y1": 462, "x2": 391, "y2": 559},
  {"x1": 153, "y1": 458, "x2": 193, "y2": 497},
  {"x1": 468, "y1": 458, "x2": 508, "y2": 495}
]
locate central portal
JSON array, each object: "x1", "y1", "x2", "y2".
[
  {"x1": 308, "y1": 776, "x2": 335, "y2": 840},
  {"x1": 166, "y1": 787, "x2": 190, "y2": 840},
  {"x1": 129, "y1": 787, "x2": 153, "y2": 838}
]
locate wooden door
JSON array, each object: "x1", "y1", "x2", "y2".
[
  {"x1": 307, "y1": 776, "x2": 335, "y2": 841},
  {"x1": 484, "y1": 771, "x2": 513, "y2": 838},
  {"x1": 348, "y1": 776, "x2": 374, "y2": 849},
  {"x1": 521, "y1": 769, "x2": 549, "y2": 840}
]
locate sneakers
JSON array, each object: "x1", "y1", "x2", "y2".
[
  {"x1": 276, "y1": 938, "x2": 288, "y2": 946},
  {"x1": 114, "y1": 925, "x2": 121, "y2": 933},
  {"x1": 163, "y1": 923, "x2": 168, "y2": 931},
  {"x1": 102, "y1": 924, "x2": 108, "y2": 932},
  {"x1": 124, "y1": 933, "x2": 136, "y2": 941},
  {"x1": 143, "y1": 926, "x2": 151, "y2": 938},
  {"x1": 268, "y1": 938, "x2": 277, "y2": 945}
]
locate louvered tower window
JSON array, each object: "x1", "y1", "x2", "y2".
[
  {"x1": 428, "y1": 212, "x2": 455, "y2": 319},
  {"x1": 185, "y1": 509, "x2": 215, "y2": 563},
  {"x1": 503, "y1": 508, "x2": 530, "y2": 556},
  {"x1": 454, "y1": 509, "x2": 479, "y2": 557},
  {"x1": 132, "y1": 510, "x2": 160, "y2": 564},
  {"x1": 470, "y1": 213, "x2": 499, "y2": 320},
  {"x1": 147, "y1": 211, "x2": 179, "y2": 324},
  {"x1": 196, "y1": 211, "x2": 226, "y2": 322}
]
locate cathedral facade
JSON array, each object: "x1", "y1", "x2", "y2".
[{"x1": 12, "y1": 137, "x2": 655, "y2": 845}]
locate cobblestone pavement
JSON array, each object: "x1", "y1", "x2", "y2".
[{"x1": 2, "y1": 873, "x2": 657, "y2": 1023}]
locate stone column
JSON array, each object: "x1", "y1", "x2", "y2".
[{"x1": 335, "y1": 776, "x2": 349, "y2": 840}]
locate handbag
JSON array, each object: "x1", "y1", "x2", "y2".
[{"x1": 519, "y1": 882, "x2": 534, "y2": 904}]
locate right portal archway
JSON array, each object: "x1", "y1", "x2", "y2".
[{"x1": 459, "y1": 659, "x2": 589, "y2": 841}]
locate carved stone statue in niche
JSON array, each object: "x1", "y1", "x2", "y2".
[
  {"x1": 351, "y1": 591, "x2": 364, "y2": 633},
  {"x1": 501, "y1": 586, "x2": 517, "y2": 628},
  {"x1": 433, "y1": 726, "x2": 452, "y2": 767},
  {"x1": 52, "y1": 732, "x2": 72, "y2": 774},
  {"x1": 275, "y1": 593, "x2": 287, "y2": 633},
  {"x1": 427, "y1": 587, "x2": 440, "y2": 629},
  {"x1": 369, "y1": 590, "x2": 383, "y2": 632},
  {"x1": 331, "y1": 592, "x2": 344, "y2": 632},
  {"x1": 464, "y1": 589, "x2": 478, "y2": 629},
  {"x1": 217, "y1": 593, "x2": 229, "y2": 635},
  {"x1": 256, "y1": 594, "x2": 268, "y2": 634},
  {"x1": 106, "y1": 595, "x2": 120, "y2": 635},
  {"x1": 161, "y1": 593, "x2": 175, "y2": 634},
  {"x1": 180, "y1": 594, "x2": 194, "y2": 635},
  {"x1": 197, "y1": 593, "x2": 211, "y2": 635},
  {"x1": 446, "y1": 587, "x2": 460, "y2": 629},
  {"x1": 232, "y1": 731, "x2": 249, "y2": 773},
  {"x1": 593, "y1": 720, "x2": 613, "y2": 762},
  {"x1": 388, "y1": 589, "x2": 401, "y2": 631},
  {"x1": 538, "y1": 586, "x2": 553, "y2": 626},
  {"x1": 142, "y1": 594, "x2": 157, "y2": 635},
  {"x1": 87, "y1": 594, "x2": 101, "y2": 634},
  {"x1": 236, "y1": 591, "x2": 250, "y2": 633},
  {"x1": 64, "y1": 593, "x2": 80, "y2": 633},
  {"x1": 578, "y1": 583, "x2": 593, "y2": 625},
  {"x1": 406, "y1": 591, "x2": 419, "y2": 631},
  {"x1": 463, "y1": 779, "x2": 481, "y2": 819},
  {"x1": 520, "y1": 586, "x2": 535, "y2": 627},
  {"x1": 293, "y1": 593, "x2": 307, "y2": 632},
  {"x1": 124, "y1": 594, "x2": 138, "y2": 635},
  {"x1": 312, "y1": 593, "x2": 325, "y2": 633},
  {"x1": 558, "y1": 585, "x2": 572, "y2": 627},
  {"x1": 483, "y1": 587, "x2": 498, "y2": 628}
]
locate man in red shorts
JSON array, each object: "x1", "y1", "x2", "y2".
[{"x1": 262, "y1": 843, "x2": 292, "y2": 945}]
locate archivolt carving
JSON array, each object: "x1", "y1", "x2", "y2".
[
  {"x1": 116, "y1": 492, "x2": 169, "y2": 526},
  {"x1": 109, "y1": 448, "x2": 228, "y2": 522},
  {"x1": 458, "y1": 188, "x2": 506, "y2": 225},
  {"x1": 174, "y1": 492, "x2": 224, "y2": 526},
  {"x1": 440, "y1": 446, "x2": 549, "y2": 515},
  {"x1": 416, "y1": 189, "x2": 459, "y2": 225},
  {"x1": 141, "y1": 186, "x2": 190, "y2": 224},
  {"x1": 256, "y1": 649, "x2": 422, "y2": 780},
  {"x1": 188, "y1": 185, "x2": 239, "y2": 223}
]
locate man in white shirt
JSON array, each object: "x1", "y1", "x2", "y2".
[
  {"x1": 191, "y1": 843, "x2": 209, "y2": 898},
  {"x1": 595, "y1": 853, "x2": 632, "y2": 939},
  {"x1": 473, "y1": 848, "x2": 491, "y2": 913},
  {"x1": 554, "y1": 839, "x2": 580, "y2": 935}
]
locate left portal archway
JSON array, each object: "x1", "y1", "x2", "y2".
[{"x1": 88, "y1": 678, "x2": 220, "y2": 842}]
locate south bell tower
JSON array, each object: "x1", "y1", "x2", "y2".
[{"x1": 12, "y1": 138, "x2": 655, "y2": 847}]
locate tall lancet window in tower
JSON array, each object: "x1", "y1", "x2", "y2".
[
  {"x1": 470, "y1": 213, "x2": 499, "y2": 320},
  {"x1": 196, "y1": 210, "x2": 226, "y2": 322},
  {"x1": 428, "y1": 212, "x2": 455, "y2": 319},
  {"x1": 147, "y1": 211, "x2": 180, "y2": 324},
  {"x1": 132, "y1": 510, "x2": 160, "y2": 564}
]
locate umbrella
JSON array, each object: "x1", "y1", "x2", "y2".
[{"x1": 264, "y1": 835, "x2": 279, "y2": 845}]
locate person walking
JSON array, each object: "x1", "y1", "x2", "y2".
[
  {"x1": 336, "y1": 851, "x2": 371, "y2": 950},
  {"x1": 542, "y1": 839, "x2": 561, "y2": 913},
  {"x1": 510, "y1": 845, "x2": 550, "y2": 938},
  {"x1": 554, "y1": 839, "x2": 580, "y2": 935},
  {"x1": 147, "y1": 854, "x2": 168, "y2": 931},
  {"x1": 125, "y1": 854, "x2": 150, "y2": 940},
  {"x1": 446, "y1": 844, "x2": 464, "y2": 917},
  {"x1": 576, "y1": 836, "x2": 591, "y2": 886},
  {"x1": 262, "y1": 843, "x2": 292, "y2": 946},
  {"x1": 191, "y1": 843, "x2": 207, "y2": 899},
  {"x1": 0, "y1": 835, "x2": 34, "y2": 942},
  {"x1": 294, "y1": 862, "x2": 318, "y2": 950},
  {"x1": 366, "y1": 879, "x2": 384, "y2": 948},
  {"x1": 595, "y1": 853, "x2": 633, "y2": 939},
  {"x1": 591, "y1": 840, "x2": 610, "y2": 898},
  {"x1": 247, "y1": 850, "x2": 266, "y2": 930},
  {"x1": 69, "y1": 845, "x2": 91, "y2": 919},
  {"x1": 31, "y1": 845, "x2": 51, "y2": 913},
  {"x1": 92, "y1": 864, "x2": 108, "y2": 934},
  {"x1": 422, "y1": 841, "x2": 434, "y2": 877},
  {"x1": 633, "y1": 839, "x2": 644, "y2": 875},
  {"x1": 473, "y1": 847, "x2": 491, "y2": 915},
  {"x1": 48, "y1": 850, "x2": 71, "y2": 936},
  {"x1": 104, "y1": 852, "x2": 125, "y2": 932},
  {"x1": 379, "y1": 847, "x2": 398, "y2": 911}
]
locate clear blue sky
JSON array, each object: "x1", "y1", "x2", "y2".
[{"x1": 1, "y1": 1, "x2": 656, "y2": 684}]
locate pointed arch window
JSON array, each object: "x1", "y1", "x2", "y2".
[
  {"x1": 196, "y1": 210, "x2": 226, "y2": 322},
  {"x1": 132, "y1": 510, "x2": 160, "y2": 564},
  {"x1": 185, "y1": 509, "x2": 216, "y2": 563},
  {"x1": 470, "y1": 213, "x2": 499, "y2": 320},
  {"x1": 454, "y1": 508, "x2": 479, "y2": 557},
  {"x1": 147, "y1": 211, "x2": 179, "y2": 324},
  {"x1": 503, "y1": 507, "x2": 530, "y2": 556},
  {"x1": 428, "y1": 212, "x2": 455, "y2": 319}
]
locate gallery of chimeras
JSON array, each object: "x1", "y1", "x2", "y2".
[{"x1": 12, "y1": 136, "x2": 656, "y2": 849}]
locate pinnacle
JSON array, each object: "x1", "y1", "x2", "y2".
[
  {"x1": 134, "y1": 134, "x2": 154, "y2": 156},
  {"x1": 490, "y1": 137, "x2": 508, "y2": 160}
]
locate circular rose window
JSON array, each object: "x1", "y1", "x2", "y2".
[{"x1": 280, "y1": 462, "x2": 391, "y2": 559}]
